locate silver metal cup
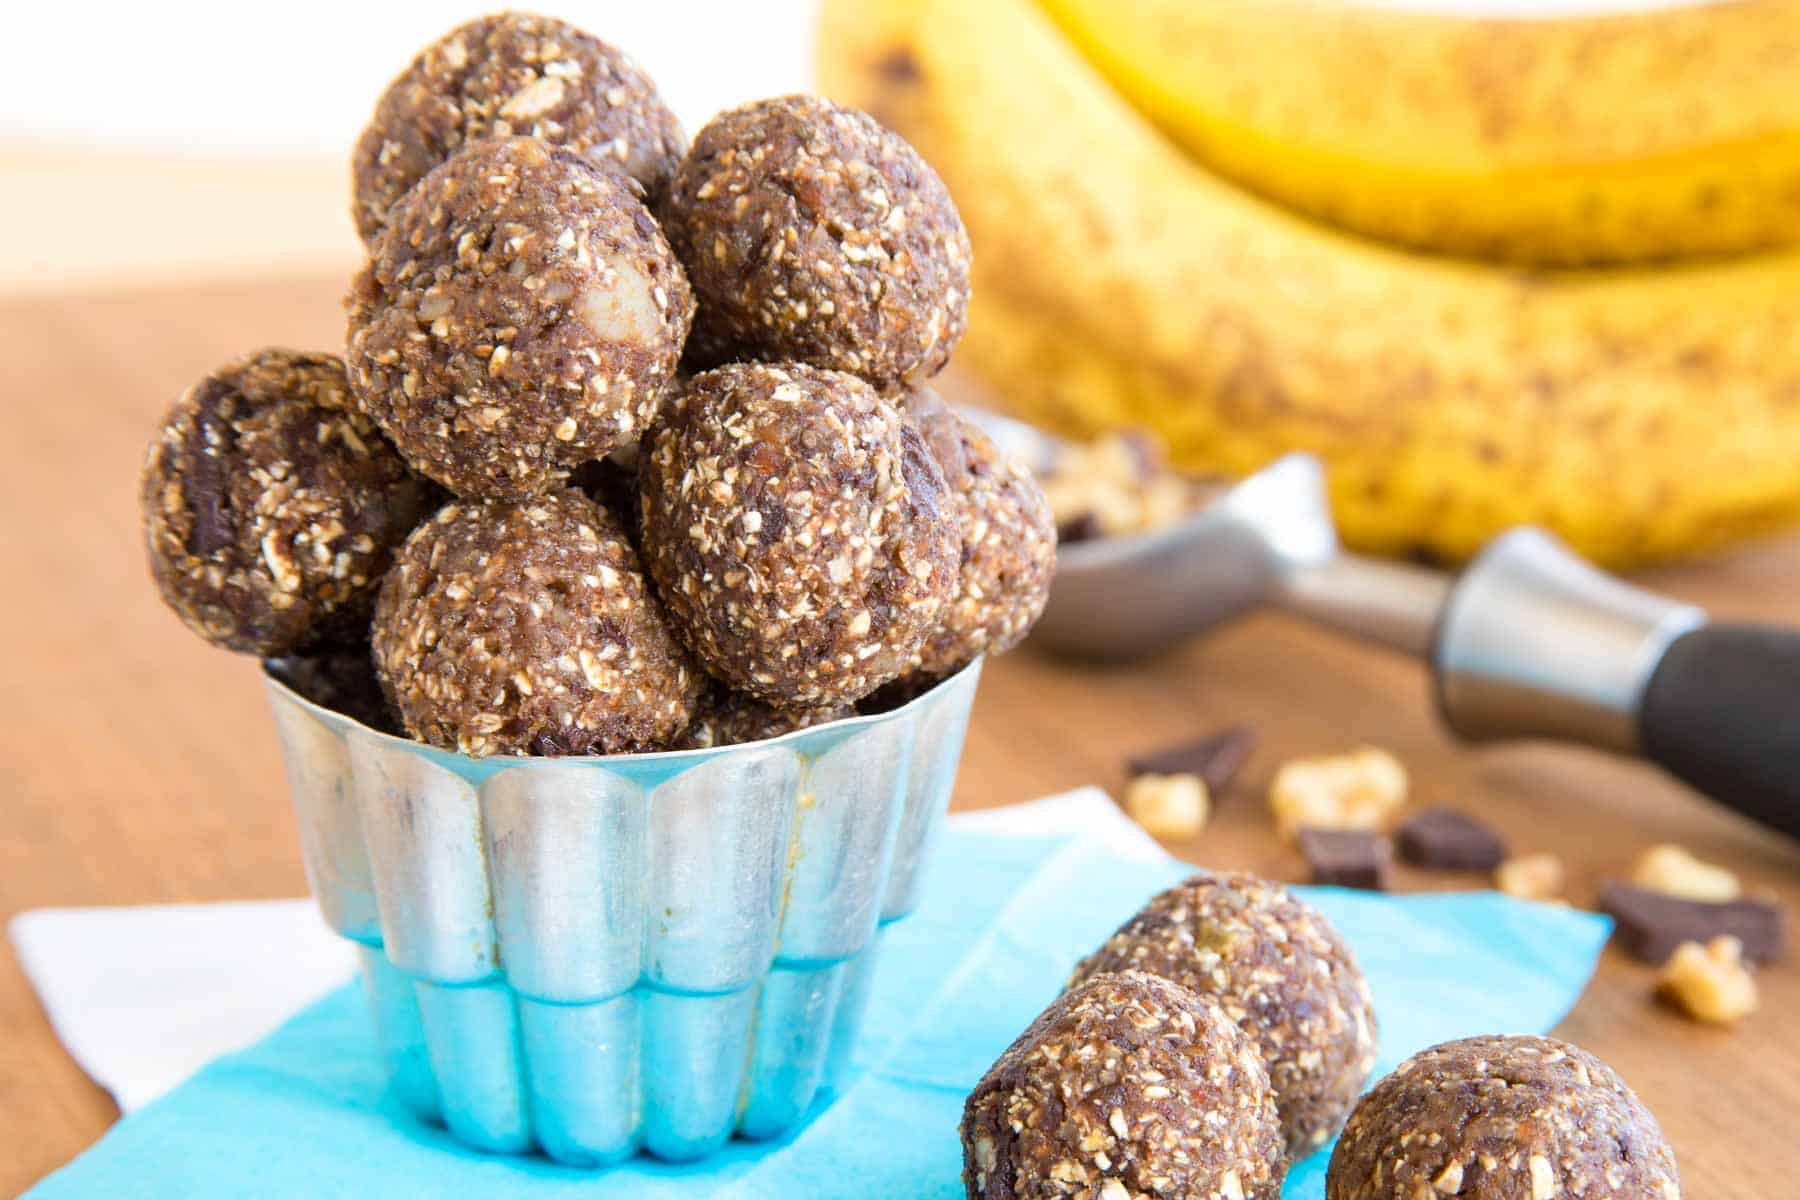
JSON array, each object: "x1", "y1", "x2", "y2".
[{"x1": 264, "y1": 660, "x2": 982, "y2": 1165}]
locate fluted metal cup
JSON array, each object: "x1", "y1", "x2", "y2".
[{"x1": 264, "y1": 659, "x2": 981, "y2": 1165}]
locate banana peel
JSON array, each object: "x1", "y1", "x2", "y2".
[
  {"x1": 1038, "y1": 0, "x2": 1800, "y2": 267},
  {"x1": 818, "y1": 0, "x2": 1800, "y2": 566}
]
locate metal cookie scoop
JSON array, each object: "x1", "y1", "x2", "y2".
[{"x1": 972, "y1": 408, "x2": 1800, "y2": 840}]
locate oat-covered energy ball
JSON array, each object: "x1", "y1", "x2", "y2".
[
  {"x1": 1327, "y1": 1035, "x2": 1680, "y2": 1200},
  {"x1": 901, "y1": 388, "x2": 1055, "y2": 676},
  {"x1": 372, "y1": 489, "x2": 700, "y2": 756},
  {"x1": 1070, "y1": 872, "x2": 1378, "y2": 1161},
  {"x1": 660, "y1": 94, "x2": 971, "y2": 392},
  {"x1": 351, "y1": 11, "x2": 685, "y2": 244},
  {"x1": 639, "y1": 363, "x2": 960, "y2": 707},
  {"x1": 963, "y1": 970, "x2": 1284, "y2": 1200},
  {"x1": 675, "y1": 684, "x2": 853, "y2": 750},
  {"x1": 348, "y1": 136, "x2": 694, "y2": 499},
  {"x1": 141, "y1": 349, "x2": 437, "y2": 656}
]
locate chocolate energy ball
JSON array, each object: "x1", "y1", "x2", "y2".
[
  {"x1": 372, "y1": 489, "x2": 700, "y2": 757},
  {"x1": 639, "y1": 363, "x2": 960, "y2": 707},
  {"x1": 963, "y1": 970, "x2": 1284, "y2": 1200},
  {"x1": 674, "y1": 684, "x2": 853, "y2": 750},
  {"x1": 348, "y1": 136, "x2": 694, "y2": 499},
  {"x1": 1070, "y1": 872, "x2": 1378, "y2": 1161},
  {"x1": 1327, "y1": 1035, "x2": 1680, "y2": 1200},
  {"x1": 352, "y1": 11, "x2": 685, "y2": 244},
  {"x1": 901, "y1": 388, "x2": 1055, "y2": 676},
  {"x1": 659, "y1": 94, "x2": 971, "y2": 392},
  {"x1": 140, "y1": 349, "x2": 437, "y2": 656}
]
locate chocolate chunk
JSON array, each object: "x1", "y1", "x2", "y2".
[
  {"x1": 182, "y1": 377, "x2": 237, "y2": 558},
  {"x1": 1127, "y1": 724, "x2": 1256, "y2": 794},
  {"x1": 1055, "y1": 511, "x2": 1104, "y2": 545},
  {"x1": 1297, "y1": 828, "x2": 1393, "y2": 892},
  {"x1": 1396, "y1": 806, "x2": 1508, "y2": 872},
  {"x1": 1599, "y1": 881, "x2": 1786, "y2": 965}
]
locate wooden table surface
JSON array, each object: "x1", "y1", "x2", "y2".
[{"x1": 2, "y1": 274, "x2": 1796, "y2": 1197}]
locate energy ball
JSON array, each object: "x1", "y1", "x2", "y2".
[
  {"x1": 351, "y1": 11, "x2": 684, "y2": 244},
  {"x1": 675, "y1": 684, "x2": 853, "y2": 750},
  {"x1": 1327, "y1": 1035, "x2": 1680, "y2": 1200},
  {"x1": 1070, "y1": 872, "x2": 1378, "y2": 1161},
  {"x1": 901, "y1": 388, "x2": 1055, "y2": 676},
  {"x1": 660, "y1": 94, "x2": 971, "y2": 392},
  {"x1": 962, "y1": 970, "x2": 1284, "y2": 1200},
  {"x1": 348, "y1": 136, "x2": 694, "y2": 499},
  {"x1": 140, "y1": 349, "x2": 437, "y2": 656},
  {"x1": 639, "y1": 363, "x2": 960, "y2": 707},
  {"x1": 372, "y1": 489, "x2": 700, "y2": 757}
]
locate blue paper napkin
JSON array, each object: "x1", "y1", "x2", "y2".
[{"x1": 28, "y1": 830, "x2": 1610, "y2": 1199}]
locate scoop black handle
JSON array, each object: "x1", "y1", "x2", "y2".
[
  {"x1": 1639, "y1": 624, "x2": 1800, "y2": 839},
  {"x1": 1430, "y1": 530, "x2": 1800, "y2": 842}
]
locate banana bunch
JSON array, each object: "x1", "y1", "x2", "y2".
[{"x1": 817, "y1": 0, "x2": 1800, "y2": 566}]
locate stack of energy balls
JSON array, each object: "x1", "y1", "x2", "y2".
[
  {"x1": 140, "y1": 12, "x2": 1056, "y2": 758},
  {"x1": 963, "y1": 872, "x2": 1680, "y2": 1200}
]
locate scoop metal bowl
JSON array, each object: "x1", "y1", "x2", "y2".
[{"x1": 974, "y1": 408, "x2": 1800, "y2": 840}]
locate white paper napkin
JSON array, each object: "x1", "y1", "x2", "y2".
[{"x1": 10, "y1": 788, "x2": 1155, "y2": 1113}]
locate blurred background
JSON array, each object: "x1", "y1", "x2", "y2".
[{"x1": 0, "y1": 1, "x2": 816, "y2": 293}]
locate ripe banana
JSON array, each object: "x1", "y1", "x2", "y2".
[
  {"x1": 817, "y1": 0, "x2": 1800, "y2": 566},
  {"x1": 1037, "y1": 0, "x2": 1800, "y2": 266}
]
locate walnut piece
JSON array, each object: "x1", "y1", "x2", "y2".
[
  {"x1": 1042, "y1": 430, "x2": 1215, "y2": 542},
  {"x1": 1122, "y1": 773, "x2": 1209, "y2": 840},
  {"x1": 1495, "y1": 852, "x2": 1565, "y2": 902},
  {"x1": 1630, "y1": 843, "x2": 1742, "y2": 903},
  {"x1": 1268, "y1": 748, "x2": 1406, "y2": 841},
  {"x1": 1657, "y1": 936, "x2": 1757, "y2": 1024}
]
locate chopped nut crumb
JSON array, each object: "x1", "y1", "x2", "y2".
[
  {"x1": 1496, "y1": 853, "x2": 1565, "y2": 902},
  {"x1": 1123, "y1": 773, "x2": 1210, "y2": 840},
  {"x1": 1268, "y1": 747, "x2": 1407, "y2": 841},
  {"x1": 1630, "y1": 843, "x2": 1741, "y2": 903},
  {"x1": 1657, "y1": 936, "x2": 1757, "y2": 1024}
]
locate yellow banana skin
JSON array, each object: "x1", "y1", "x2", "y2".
[
  {"x1": 817, "y1": 0, "x2": 1800, "y2": 566},
  {"x1": 1036, "y1": 0, "x2": 1800, "y2": 267}
]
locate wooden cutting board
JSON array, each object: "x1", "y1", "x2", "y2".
[{"x1": 1, "y1": 275, "x2": 1794, "y2": 1196}]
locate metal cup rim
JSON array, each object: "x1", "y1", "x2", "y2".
[{"x1": 261, "y1": 656, "x2": 983, "y2": 774}]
